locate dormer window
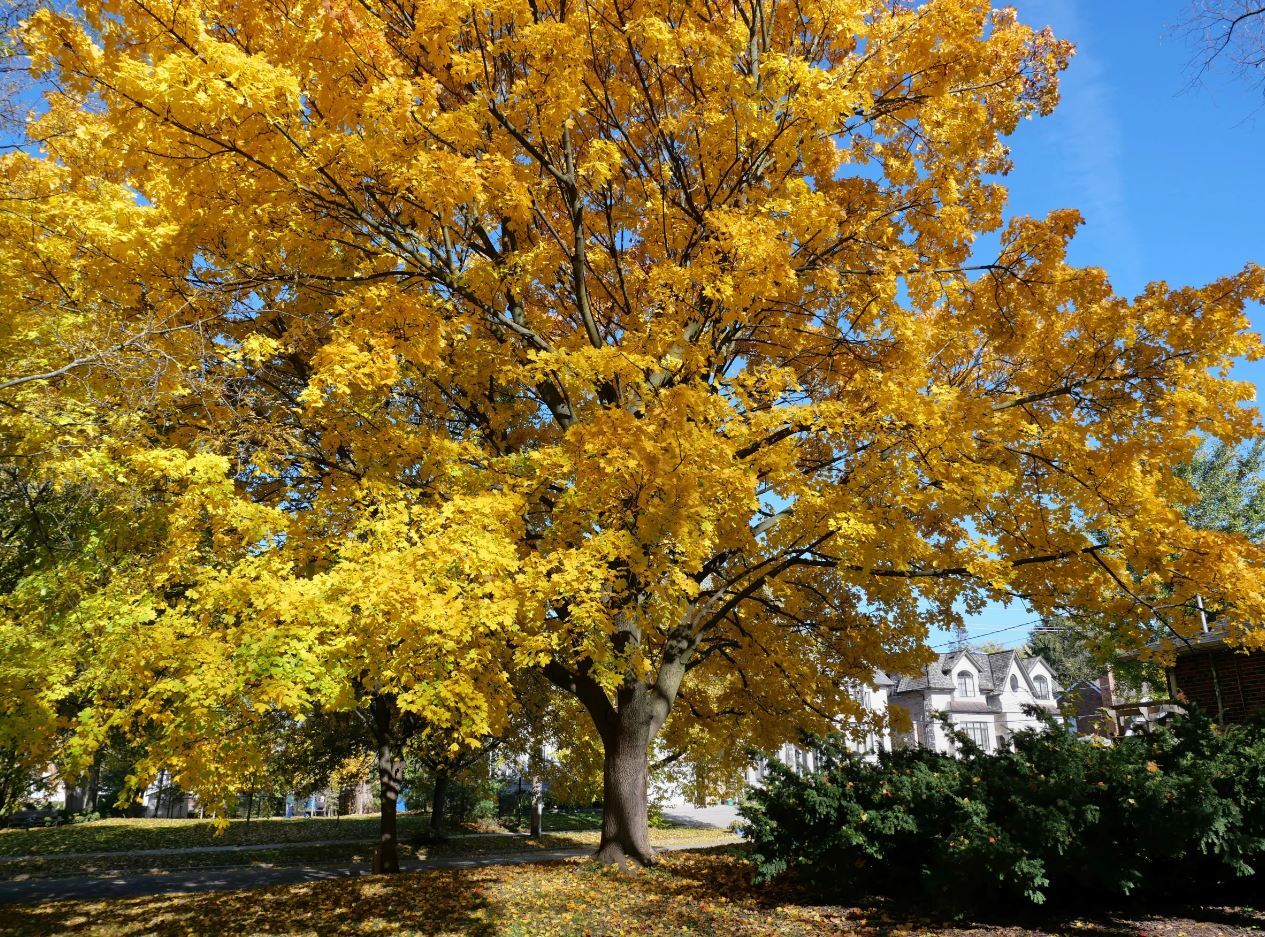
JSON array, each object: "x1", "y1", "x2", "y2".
[
  {"x1": 1033, "y1": 675, "x2": 1050, "y2": 699},
  {"x1": 956, "y1": 672, "x2": 976, "y2": 697},
  {"x1": 1010, "y1": 675, "x2": 1019, "y2": 692}
]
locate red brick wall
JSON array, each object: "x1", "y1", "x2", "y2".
[{"x1": 1172, "y1": 649, "x2": 1265, "y2": 724}]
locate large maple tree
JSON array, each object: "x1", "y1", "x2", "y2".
[{"x1": 3, "y1": 0, "x2": 1264, "y2": 865}]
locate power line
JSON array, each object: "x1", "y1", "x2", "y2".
[{"x1": 929, "y1": 616, "x2": 1048, "y2": 651}]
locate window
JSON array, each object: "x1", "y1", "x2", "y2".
[
  {"x1": 956, "y1": 671, "x2": 976, "y2": 696},
  {"x1": 1033, "y1": 675, "x2": 1050, "y2": 699},
  {"x1": 961, "y1": 722, "x2": 991, "y2": 750},
  {"x1": 793, "y1": 748, "x2": 814, "y2": 775},
  {"x1": 1010, "y1": 675, "x2": 1019, "y2": 692}
]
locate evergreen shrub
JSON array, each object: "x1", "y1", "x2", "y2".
[{"x1": 739, "y1": 709, "x2": 1265, "y2": 911}]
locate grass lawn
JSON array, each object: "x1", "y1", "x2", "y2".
[
  {"x1": 0, "y1": 810, "x2": 651, "y2": 860},
  {"x1": 497, "y1": 810, "x2": 605, "y2": 833},
  {"x1": 5, "y1": 847, "x2": 1261, "y2": 937},
  {"x1": 0, "y1": 815, "x2": 436, "y2": 857},
  {"x1": 0, "y1": 827, "x2": 738, "y2": 879}
]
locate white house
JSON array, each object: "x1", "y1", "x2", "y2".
[
  {"x1": 745, "y1": 671, "x2": 895, "y2": 784},
  {"x1": 887, "y1": 649, "x2": 1061, "y2": 754}
]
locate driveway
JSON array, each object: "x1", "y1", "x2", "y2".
[{"x1": 659, "y1": 804, "x2": 741, "y2": 830}]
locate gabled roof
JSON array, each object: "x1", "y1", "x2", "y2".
[
  {"x1": 1057, "y1": 678, "x2": 1103, "y2": 701},
  {"x1": 890, "y1": 649, "x2": 1063, "y2": 696}
]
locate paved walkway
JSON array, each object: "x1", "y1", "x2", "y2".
[{"x1": 0, "y1": 838, "x2": 739, "y2": 904}]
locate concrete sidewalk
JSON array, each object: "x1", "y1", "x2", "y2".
[{"x1": 0, "y1": 839, "x2": 740, "y2": 905}]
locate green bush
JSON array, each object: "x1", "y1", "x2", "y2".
[
  {"x1": 739, "y1": 709, "x2": 1265, "y2": 912},
  {"x1": 443, "y1": 775, "x2": 500, "y2": 825}
]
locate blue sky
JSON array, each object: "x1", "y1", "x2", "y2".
[{"x1": 935, "y1": 0, "x2": 1265, "y2": 650}]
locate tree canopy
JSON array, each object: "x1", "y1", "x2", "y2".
[{"x1": 2, "y1": 0, "x2": 1264, "y2": 864}]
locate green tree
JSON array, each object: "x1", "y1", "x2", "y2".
[
  {"x1": 1029, "y1": 442, "x2": 1265, "y2": 688},
  {"x1": 1025, "y1": 625, "x2": 1100, "y2": 687},
  {"x1": 1174, "y1": 440, "x2": 1265, "y2": 540}
]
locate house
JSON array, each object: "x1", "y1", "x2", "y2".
[
  {"x1": 142, "y1": 770, "x2": 196, "y2": 818},
  {"x1": 1163, "y1": 629, "x2": 1265, "y2": 724},
  {"x1": 1059, "y1": 677, "x2": 1113, "y2": 736},
  {"x1": 887, "y1": 649, "x2": 1060, "y2": 754},
  {"x1": 744, "y1": 672, "x2": 894, "y2": 785},
  {"x1": 1058, "y1": 669, "x2": 1179, "y2": 737}
]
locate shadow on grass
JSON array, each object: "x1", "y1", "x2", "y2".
[
  {"x1": 4, "y1": 846, "x2": 1260, "y2": 937},
  {"x1": 4, "y1": 868, "x2": 500, "y2": 937}
]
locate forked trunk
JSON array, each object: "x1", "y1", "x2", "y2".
[
  {"x1": 595, "y1": 713, "x2": 655, "y2": 868},
  {"x1": 542, "y1": 628, "x2": 696, "y2": 871}
]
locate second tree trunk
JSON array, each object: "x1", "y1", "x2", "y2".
[{"x1": 376, "y1": 740, "x2": 402, "y2": 873}]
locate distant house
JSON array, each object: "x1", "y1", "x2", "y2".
[
  {"x1": 744, "y1": 672, "x2": 894, "y2": 786},
  {"x1": 1058, "y1": 670, "x2": 1178, "y2": 737},
  {"x1": 1059, "y1": 677, "x2": 1113, "y2": 736},
  {"x1": 887, "y1": 649, "x2": 1061, "y2": 754},
  {"x1": 1164, "y1": 629, "x2": 1265, "y2": 725},
  {"x1": 143, "y1": 770, "x2": 196, "y2": 818}
]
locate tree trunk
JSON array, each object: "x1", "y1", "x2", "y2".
[
  {"x1": 372, "y1": 697, "x2": 403, "y2": 874},
  {"x1": 430, "y1": 770, "x2": 449, "y2": 838},
  {"x1": 376, "y1": 741, "x2": 402, "y2": 872},
  {"x1": 84, "y1": 760, "x2": 100, "y2": 814},
  {"x1": 594, "y1": 711, "x2": 655, "y2": 867},
  {"x1": 64, "y1": 780, "x2": 85, "y2": 814},
  {"x1": 152, "y1": 771, "x2": 166, "y2": 819},
  {"x1": 530, "y1": 776, "x2": 543, "y2": 839},
  {"x1": 543, "y1": 628, "x2": 696, "y2": 870}
]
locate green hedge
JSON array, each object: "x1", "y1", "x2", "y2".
[{"x1": 739, "y1": 709, "x2": 1265, "y2": 911}]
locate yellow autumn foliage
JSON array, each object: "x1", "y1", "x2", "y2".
[{"x1": 1, "y1": 0, "x2": 1263, "y2": 853}]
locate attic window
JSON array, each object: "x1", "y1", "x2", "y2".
[
  {"x1": 1010, "y1": 675, "x2": 1019, "y2": 692},
  {"x1": 1034, "y1": 675, "x2": 1050, "y2": 699},
  {"x1": 956, "y1": 672, "x2": 976, "y2": 697}
]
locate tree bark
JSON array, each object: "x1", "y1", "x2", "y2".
[
  {"x1": 530, "y1": 776, "x2": 543, "y2": 839},
  {"x1": 84, "y1": 760, "x2": 99, "y2": 814},
  {"x1": 64, "y1": 780, "x2": 85, "y2": 814},
  {"x1": 595, "y1": 709, "x2": 655, "y2": 867},
  {"x1": 376, "y1": 741, "x2": 402, "y2": 873},
  {"x1": 430, "y1": 769, "x2": 449, "y2": 838},
  {"x1": 542, "y1": 624, "x2": 697, "y2": 869},
  {"x1": 372, "y1": 696, "x2": 403, "y2": 873}
]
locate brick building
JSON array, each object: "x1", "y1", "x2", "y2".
[
  {"x1": 1059, "y1": 678, "x2": 1111, "y2": 736},
  {"x1": 1166, "y1": 631, "x2": 1265, "y2": 724},
  {"x1": 1058, "y1": 669, "x2": 1179, "y2": 737}
]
